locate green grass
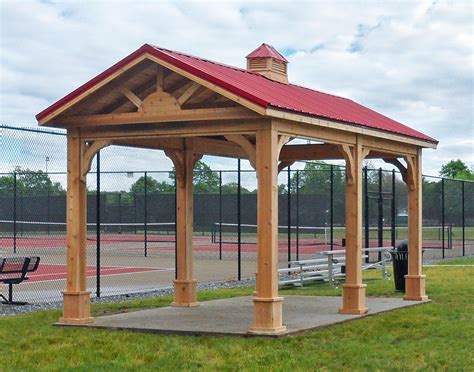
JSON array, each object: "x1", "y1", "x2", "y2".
[
  {"x1": 1, "y1": 263, "x2": 473, "y2": 370},
  {"x1": 433, "y1": 256, "x2": 474, "y2": 265}
]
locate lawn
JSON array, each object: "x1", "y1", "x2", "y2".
[{"x1": 0, "y1": 261, "x2": 473, "y2": 370}]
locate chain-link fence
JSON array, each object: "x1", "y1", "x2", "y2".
[{"x1": 1, "y1": 125, "x2": 472, "y2": 303}]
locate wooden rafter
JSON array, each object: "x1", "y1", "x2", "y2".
[
  {"x1": 177, "y1": 82, "x2": 201, "y2": 106},
  {"x1": 156, "y1": 65, "x2": 164, "y2": 92},
  {"x1": 120, "y1": 87, "x2": 142, "y2": 108}
]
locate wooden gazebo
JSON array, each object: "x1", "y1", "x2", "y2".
[{"x1": 36, "y1": 43, "x2": 437, "y2": 335}]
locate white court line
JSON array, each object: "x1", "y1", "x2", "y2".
[{"x1": 424, "y1": 264, "x2": 474, "y2": 267}]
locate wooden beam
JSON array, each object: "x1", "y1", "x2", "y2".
[
  {"x1": 278, "y1": 143, "x2": 396, "y2": 162},
  {"x1": 80, "y1": 119, "x2": 269, "y2": 140},
  {"x1": 113, "y1": 137, "x2": 248, "y2": 159},
  {"x1": 59, "y1": 107, "x2": 260, "y2": 127},
  {"x1": 120, "y1": 87, "x2": 142, "y2": 108},
  {"x1": 177, "y1": 82, "x2": 201, "y2": 106},
  {"x1": 224, "y1": 134, "x2": 256, "y2": 169},
  {"x1": 405, "y1": 149, "x2": 428, "y2": 301},
  {"x1": 268, "y1": 109, "x2": 437, "y2": 150}
]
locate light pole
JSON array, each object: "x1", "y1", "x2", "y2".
[{"x1": 45, "y1": 157, "x2": 50, "y2": 174}]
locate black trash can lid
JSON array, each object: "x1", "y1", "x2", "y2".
[{"x1": 397, "y1": 239, "x2": 408, "y2": 252}]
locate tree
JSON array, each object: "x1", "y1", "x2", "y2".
[
  {"x1": 0, "y1": 175, "x2": 24, "y2": 196},
  {"x1": 220, "y1": 182, "x2": 252, "y2": 194},
  {"x1": 168, "y1": 160, "x2": 220, "y2": 193},
  {"x1": 289, "y1": 162, "x2": 345, "y2": 194},
  {"x1": 439, "y1": 160, "x2": 474, "y2": 180},
  {"x1": 130, "y1": 176, "x2": 174, "y2": 194},
  {"x1": 5, "y1": 167, "x2": 65, "y2": 195}
]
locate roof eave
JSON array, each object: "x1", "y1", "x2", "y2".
[{"x1": 266, "y1": 106, "x2": 438, "y2": 149}]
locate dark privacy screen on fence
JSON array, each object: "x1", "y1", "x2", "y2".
[{"x1": 0, "y1": 125, "x2": 472, "y2": 303}]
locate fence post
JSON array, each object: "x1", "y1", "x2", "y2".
[
  {"x1": 330, "y1": 165, "x2": 334, "y2": 251},
  {"x1": 47, "y1": 187, "x2": 51, "y2": 235},
  {"x1": 378, "y1": 168, "x2": 383, "y2": 261},
  {"x1": 19, "y1": 189, "x2": 23, "y2": 237},
  {"x1": 462, "y1": 180, "x2": 465, "y2": 257},
  {"x1": 296, "y1": 170, "x2": 300, "y2": 261},
  {"x1": 364, "y1": 167, "x2": 369, "y2": 263},
  {"x1": 174, "y1": 173, "x2": 177, "y2": 280},
  {"x1": 442, "y1": 178, "x2": 445, "y2": 259},
  {"x1": 287, "y1": 165, "x2": 291, "y2": 266},
  {"x1": 219, "y1": 170, "x2": 223, "y2": 260},
  {"x1": 96, "y1": 150, "x2": 101, "y2": 298},
  {"x1": 391, "y1": 169, "x2": 396, "y2": 249},
  {"x1": 133, "y1": 192, "x2": 137, "y2": 234},
  {"x1": 237, "y1": 159, "x2": 241, "y2": 281},
  {"x1": 13, "y1": 172, "x2": 17, "y2": 254},
  {"x1": 144, "y1": 171, "x2": 148, "y2": 257}
]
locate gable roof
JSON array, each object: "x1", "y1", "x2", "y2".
[
  {"x1": 36, "y1": 43, "x2": 437, "y2": 144},
  {"x1": 246, "y1": 43, "x2": 288, "y2": 63}
]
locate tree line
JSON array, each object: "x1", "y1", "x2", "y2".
[{"x1": 1, "y1": 160, "x2": 472, "y2": 198}]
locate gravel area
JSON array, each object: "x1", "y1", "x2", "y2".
[{"x1": 0, "y1": 278, "x2": 256, "y2": 317}]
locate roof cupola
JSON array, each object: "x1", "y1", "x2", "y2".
[{"x1": 246, "y1": 43, "x2": 289, "y2": 84}]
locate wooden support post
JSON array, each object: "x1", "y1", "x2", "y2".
[
  {"x1": 404, "y1": 150, "x2": 428, "y2": 301},
  {"x1": 339, "y1": 139, "x2": 369, "y2": 314},
  {"x1": 59, "y1": 129, "x2": 94, "y2": 324},
  {"x1": 248, "y1": 129, "x2": 286, "y2": 335},
  {"x1": 165, "y1": 141, "x2": 201, "y2": 307}
]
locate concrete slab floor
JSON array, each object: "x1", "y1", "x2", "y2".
[{"x1": 57, "y1": 295, "x2": 430, "y2": 338}]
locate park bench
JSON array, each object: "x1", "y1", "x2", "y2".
[
  {"x1": 278, "y1": 246, "x2": 392, "y2": 288},
  {"x1": 0, "y1": 256, "x2": 40, "y2": 305}
]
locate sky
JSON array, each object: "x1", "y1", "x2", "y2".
[{"x1": 0, "y1": 0, "x2": 473, "y2": 188}]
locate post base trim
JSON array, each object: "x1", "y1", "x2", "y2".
[
  {"x1": 61, "y1": 291, "x2": 94, "y2": 324},
  {"x1": 172, "y1": 279, "x2": 198, "y2": 307},
  {"x1": 58, "y1": 317, "x2": 95, "y2": 325},
  {"x1": 404, "y1": 274, "x2": 428, "y2": 301},
  {"x1": 249, "y1": 296, "x2": 285, "y2": 334},
  {"x1": 247, "y1": 326, "x2": 287, "y2": 335},
  {"x1": 339, "y1": 283, "x2": 369, "y2": 314}
]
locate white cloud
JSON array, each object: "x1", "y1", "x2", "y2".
[{"x1": 0, "y1": 0, "x2": 472, "y2": 181}]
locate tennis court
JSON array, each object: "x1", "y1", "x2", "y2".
[{"x1": 27, "y1": 264, "x2": 167, "y2": 283}]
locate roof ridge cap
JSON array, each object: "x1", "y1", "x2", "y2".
[{"x1": 149, "y1": 44, "x2": 263, "y2": 76}]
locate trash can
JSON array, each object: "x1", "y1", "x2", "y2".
[{"x1": 391, "y1": 240, "x2": 408, "y2": 291}]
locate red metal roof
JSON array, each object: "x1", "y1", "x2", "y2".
[
  {"x1": 246, "y1": 43, "x2": 288, "y2": 63},
  {"x1": 36, "y1": 44, "x2": 437, "y2": 144}
]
